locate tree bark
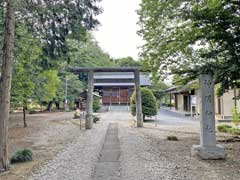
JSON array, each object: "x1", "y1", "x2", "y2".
[
  {"x1": 23, "y1": 105, "x2": 27, "y2": 128},
  {"x1": 55, "y1": 101, "x2": 60, "y2": 110},
  {"x1": 0, "y1": 0, "x2": 15, "y2": 171},
  {"x1": 47, "y1": 101, "x2": 53, "y2": 112}
]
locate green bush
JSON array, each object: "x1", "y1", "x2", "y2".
[
  {"x1": 11, "y1": 149, "x2": 33, "y2": 164},
  {"x1": 93, "y1": 97, "x2": 101, "y2": 112},
  {"x1": 232, "y1": 107, "x2": 240, "y2": 127},
  {"x1": 217, "y1": 124, "x2": 232, "y2": 133},
  {"x1": 130, "y1": 88, "x2": 158, "y2": 120},
  {"x1": 217, "y1": 124, "x2": 240, "y2": 135},
  {"x1": 229, "y1": 127, "x2": 240, "y2": 135}
]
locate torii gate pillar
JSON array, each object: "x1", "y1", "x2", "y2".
[
  {"x1": 134, "y1": 70, "x2": 143, "y2": 127},
  {"x1": 86, "y1": 70, "x2": 94, "y2": 129}
]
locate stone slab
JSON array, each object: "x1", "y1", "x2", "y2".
[
  {"x1": 93, "y1": 123, "x2": 121, "y2": 179},
  {"x1": 103, "y1": 142, "x2": 120, "y2": 149},
  {"x1": 106, "y1": 130, "x2": 118, "y2": 136},
  {"x1": 93, "y1": 162, "x2": 121, "y2": 179},
  {"x1": 108, "y1": 123, "x2": 118, "y2": 130},
  {"x1": 99, "y1": 149, "x2": 121, "y2": 162},
  {"x1": 191, "y1": 144, "x2": 225, "y2": 160},
  {"x1": 105, "y1": 135, "x2": 119, "y2": 142}
]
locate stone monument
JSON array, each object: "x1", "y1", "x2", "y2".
[{"x1": 191, "y1": 74, "x2": 225, "y2": 159}]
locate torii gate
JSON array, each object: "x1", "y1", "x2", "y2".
[{"x1": 71, "y1": 67, "x2": 143, "y2": 129}]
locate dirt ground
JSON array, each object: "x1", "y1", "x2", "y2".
[
  {"x1": 1, "y1": 111, "x2": 81, "y2": 180},
  {"x1": 1, "y1": 110, "x2": 240, "y2": 180}
]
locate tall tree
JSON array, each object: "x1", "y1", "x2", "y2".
[
  {"x1": 11, "y1": 24, "x2": 41, "y2": 127},
  {"x1": 34, "y1": 70, "x2": 60, "y2": 111},
  {"x1": 0, "y1": 0, "x2": 15, "y2": 171},
  {"x1": 0, "y1": 0, "x2": 102, "y2": 171}
]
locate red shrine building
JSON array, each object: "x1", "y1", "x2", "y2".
[{"x1": 94, "y1": 72, "x2": 151, "y2": 105}]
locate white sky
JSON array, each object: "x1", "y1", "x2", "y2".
[{"x1": 92, "y1": 0, "x2": 143, "y2": 60}]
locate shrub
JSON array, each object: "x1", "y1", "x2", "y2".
[
  {"x1": 167, "y1": 136, "x2": 178, "y2": 141},
  {"x1": 217, "y1": 124, "x2": 232, "y2": 133},
  {"x1": 93, "y1": 97, "x2": 101, "y2": 112},
  {"x1": 29, "y1": 110, "x2": 38, "y2": 114},
  {"x1": 130, "y1": 88, "x2": 158, "y2": 120},
  {"x1": 93, "y1": 115, "x2": 100, "y2": 123},
  {"x1": 232, "y1": 107, "x2": 240, "y2": 127},
  {"x1": 11, "y1": 149, "x2": 33, "y2": 164},
  {"x1": 217, "y1": 124, "x2": 240, "y2": 135}
]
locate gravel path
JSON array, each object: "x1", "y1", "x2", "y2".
[
  {"x1": 29, "y1": 113, "x2": 110, "y2": 180},
  {"x1": 28, "y1": 110, "x2": 240, "y2": 180},
  {"x1": 117, "y1": 110, "x2": 240, "y2": 180}
]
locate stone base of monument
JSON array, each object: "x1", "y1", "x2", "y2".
[{"x1": 191, "y1": 144, "x2": 225, "y2": 160}]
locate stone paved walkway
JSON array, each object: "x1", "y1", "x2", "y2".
[{"x1": 93, "y1": 123, "x2": 121, "y2": 180}]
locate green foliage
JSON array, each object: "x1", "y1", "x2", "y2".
[
  {"x1": 10, "y1": 149, "x2": 33, "y2": 164},
  {"x1": 20, "y1": 0, "x2": 102, "y2": 63},
  {"x1": 217, "y1": 124, "x2": 240, "y2": 135},
  {"x1": 67, "y1": 34, "x2": 114, "y2": 85},
  {"x1": 138, "y1": 0, "x2": 240, "y2": 92},
  {"x1": 4, "y1": 1, "x2": 113, "y2": 111},
  {"x1": 115, "y1": 57, "x2": 140, "y2": 67},
  {"x1": 217, "y1": 124, "x2": 232, "y2": 133},
  {"x1": 35, "y1": 70, "x2": 60, "y2": 103},
  {"x1": 68, "y1": 34, "x2": 114, "y2": 68},
  {"x1": 11, "y1": 24, "x2": 41, "y2": 108},
  {"x1": 232, "y1": 108, "x2": 240, "y2": 127},
  {"x1": 93, "y1": 97, "x2": 101, "y2": 112},
  {"x1": 56, "y1": 72, "x2": 84, "y2": 105},
  {"x1": 130, "y1": 88, "x2": 158, "y2": 119},
  {"x1": 150, "y1": 78, "x2": 169, "y2": 105}
]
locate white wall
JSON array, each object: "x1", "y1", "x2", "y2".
[
  {"x1": 177, "y1": 94, "x2": 184, "y2": 111},
  {"x1": 221, "y1": 89, "x2": 240, "y2": 117}
]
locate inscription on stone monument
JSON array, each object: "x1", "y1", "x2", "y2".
[{"x1": 191, "y1": 74, "x2": 225, "y2": 159}]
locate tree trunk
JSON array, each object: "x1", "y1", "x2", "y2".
[
  {"x1": 47, "y1": 101, "x2": 53, "y2": 112},
  {"x1": 0, "y1": 0, "x2": 15, "y2": 171},
  {"x1": 23, "y1": 105, "x2": 27, "y2": 128},
  {"x1": 55, "y1": 101, "x2": 60, "y2": 110}
]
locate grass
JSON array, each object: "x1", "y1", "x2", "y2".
[
  {"x1": 167, "y1": 135, "x2": 178, "y2": 141},
  {"x1": 217, "y1": 124, "x2": 240, "y2": 135},
  {"x1": 11, "y1": 149, "x2": 33, "y2": 164}
]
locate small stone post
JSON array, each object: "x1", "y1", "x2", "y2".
[
  {"x1": 86, "y1": 70, "x2": 94, "y2": 129},
  {"x1": 191, "y1": 74, "x2": 225, "y2": 159},
  {"x1": 134, "y1": 70, "x2": 143, "y2": 127}
]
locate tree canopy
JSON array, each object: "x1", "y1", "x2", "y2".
[
  {"x1": 138, "y1": 0, "x2": 240, "y2": 93},
  {"x1": 115, "y1": 57, "x2": 140, "y2": 67}
]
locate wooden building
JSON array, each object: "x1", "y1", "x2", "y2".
[
  {"x1": 166, "y1": 81, "x2": 240, "y2": 120},
  {"x1": 94, "y1": 72, "x2": 151, "y2": 105},
  {"x1": 76, "y1": 91, "x2": 101, "y2": 110}
]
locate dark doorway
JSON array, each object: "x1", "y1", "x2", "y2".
[{"x1": 183, "y1": 95, "x2": 190, "y2": 111}]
